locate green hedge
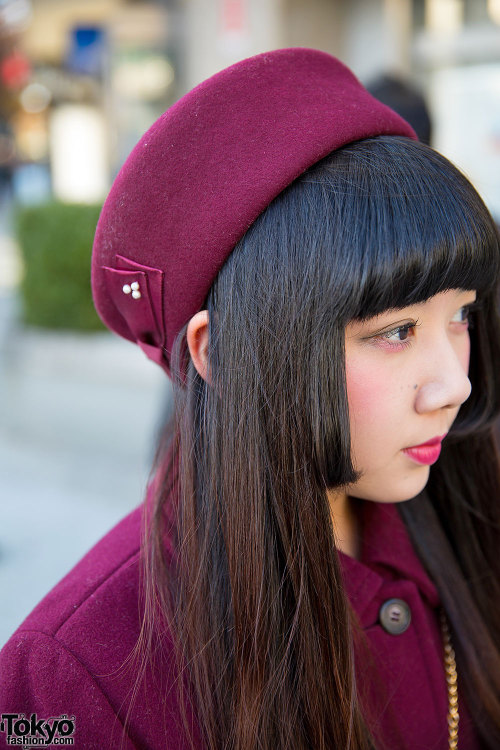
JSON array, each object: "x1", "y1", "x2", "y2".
[{"x1": 16, "y1": 201, "x2": 105, "y2": 331}]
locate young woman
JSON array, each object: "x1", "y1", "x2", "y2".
[{"x1": 1, "y1": 48, "x2": 500, "y2": 750}]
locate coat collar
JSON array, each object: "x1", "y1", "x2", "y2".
[{"x1": 339, "y1": 500, "x2": 440, "y2": 627}]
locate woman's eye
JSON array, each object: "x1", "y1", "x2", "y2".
[
  {"x1": 451, "y1": 305, "x2": 471, "y2": 325},
  {"x1": 378, "y1": 322, "x2": 416, "y2": 346}
]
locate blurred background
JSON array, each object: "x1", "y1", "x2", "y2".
[{"x1": 1, "y1": 0, "x2": 500, "y2": 648}]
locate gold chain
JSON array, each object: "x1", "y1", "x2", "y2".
[{"x1": 440, "y1": 608, "x2": 459, "y2": 749}]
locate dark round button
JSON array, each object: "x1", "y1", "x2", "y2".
[{"x1": 379, "y1": 598, "x2": 411, "y2": 635}]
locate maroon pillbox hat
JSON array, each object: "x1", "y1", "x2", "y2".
[{"x1": 91, "y1": 47, "x2": 416, "y2": 375}]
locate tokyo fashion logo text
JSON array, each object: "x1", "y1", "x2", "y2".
[{"x1": 0, "y1": 713, "x2": 75, "y2": 746}]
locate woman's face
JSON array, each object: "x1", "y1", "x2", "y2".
[{"x1": 344, "y1": 289, "x2": 475, "y2": 503}]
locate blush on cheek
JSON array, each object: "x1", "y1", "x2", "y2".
[
  {"x1": 344, "y1": 359, "x2": 396, "y2": 451},
  {"x1": 346, "y1": 360, "x2": 389, "y2": 412}
]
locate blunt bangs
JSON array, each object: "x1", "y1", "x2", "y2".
[
  {"x1": 295, "y1": 135, "x2": 500, "y2": 433},
  {"x1": 306, "y1": 137, "x2": 500, "y2": 322}
]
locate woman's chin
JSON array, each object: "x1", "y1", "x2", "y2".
[{"x1": 347, "y1": 465, "x2": 431, "y2": 504}]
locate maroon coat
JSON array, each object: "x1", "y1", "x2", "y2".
[{"x1": 0, "y1": 498, "x2": 481, "y2": 749}]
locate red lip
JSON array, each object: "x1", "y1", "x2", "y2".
[{"x1": 403, "y1": 435, "x2": 446, "y2": 466}]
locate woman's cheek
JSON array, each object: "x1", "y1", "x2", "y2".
[
  {"x1": 460, "y1": 334, "x2": 471, "y2": 373},
  {"x1": 345, "y1": 355, "x2": 394, "y2": 435}
]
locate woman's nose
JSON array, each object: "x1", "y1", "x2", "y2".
[{"x1": 414, "y1": 341, "x2": 471, "y2": 414}]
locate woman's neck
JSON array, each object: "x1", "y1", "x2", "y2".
[{"x1": 327, "y1": 490, "x2": 361, "y2": 560}]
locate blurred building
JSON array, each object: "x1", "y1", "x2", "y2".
[
  {"x1": 0, "y1": 0, "x2": 178, "y2": 203},
  {"x1": 1, "y1": 0, "x2": 500, "y2": 217}
]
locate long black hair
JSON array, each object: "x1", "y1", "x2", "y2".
[{"x1": 142, "y1": 136, "x2": 500, "y2": 749}]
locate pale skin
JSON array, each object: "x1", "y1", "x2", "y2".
[{"x1": 186, "y1": 289, "x2": 475, "y2": 559}]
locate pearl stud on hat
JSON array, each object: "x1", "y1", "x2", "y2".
[{"x1": 122, "y1": 281, "x2": 141, "y2": 300}]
